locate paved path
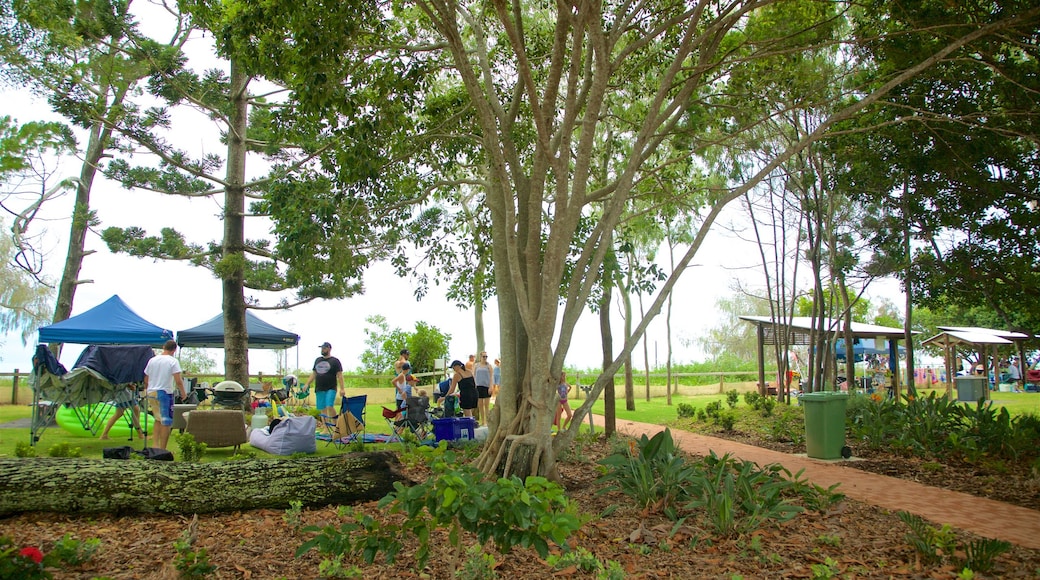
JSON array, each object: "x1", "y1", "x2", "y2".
[{"x1": 607, "y1": 417, "x2": 1040, "y2": 550}]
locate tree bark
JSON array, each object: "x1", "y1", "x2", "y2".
[
  {"x1": 0, "y1": 452, "x2": 411, "y2": 516},
  {"x1": 223, "y1": 61, "x2": 250, "y2": 387}
]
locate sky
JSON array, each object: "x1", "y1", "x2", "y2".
[{"x1": 0, "y1": 7, "x2": 907, "y2": 375}]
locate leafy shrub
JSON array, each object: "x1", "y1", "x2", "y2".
[
  {"x1": 743, "y1": 391, "x2": 762, "y2": 408},
  {"x1": 299, "y1": 452, "x2": 581, "y2": 576},
  {"x1": 725, "y1": 390, "x2": 740, "y2": 409},
  {"x1": 47, "y1": 443, "x2": 81, "y2": 458},
  {"x1": 704, "y1": 401, "x2": 722, "y2": 419},
  {"x1": 177, "y1": 433, "x2": 208, "y2": 463},
  {"x1": 0, "y1": 534, "x2": 100, "y2": 579},
  {"x1": 676, "y1": 403, "x2": 697, "y2": 419},
  {"x1": 768, "y1": 408, "x2": 803, "y2": 445},
  {"x1": 898, "y1": 511, "x2": 1010, "y2": 573},
  {"x1": 598, "y1": 429, "x2": 694, "y2": 517},
  {"x1": 759, "y1": 397, "x2": 777, "y2": 417},
  {"x1": 14, "y1": 442, "x2": 36, "y2": 458},
  {"x1": 696, "y1": 408, "x2": 707, "y2": 422},
  {"x1": 684, "y1": 452, "x2": 803, "y2": 537},
  {"x1": 717, "y1": 410, "x2": 737, "y2": 431}
]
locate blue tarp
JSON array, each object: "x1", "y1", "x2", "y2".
[
  {"x1": 37, "y1": 295, "x2": 173, "y2": 346},
  {"x1": 177, "y1": 310, "x2": 299, "y2": 349},
  {"x1": 72, "y1": 344, "x2": 154, "y2": 384}
]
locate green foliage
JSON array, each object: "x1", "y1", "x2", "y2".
[
  {"x1": 725, "y1": 390, "x2": 740, "y2": 408},
  {"x1": 898, "y1": 510, "x2": 1011, "y2": 574},
  {"x1": 46, "y1": 442, "x2": 81, "y2": 457},
  {"x1": 810, "y1": 556, "x2": 840, "y2": 580},
  {"x1": 684, "y1": 452, "x2": 804, "y2": 537},
  {"x1": 0, "y1": 533, "x2": 99, "y2": 580},
  {"x1": 717, "y1": 410, "x2": 737, "y2": 431},
  {"x1": 173, "y1": 534, "x2": 216, "y2": 579},
  {"x1": 283, "y1": 500, "x2": 303, "y2": 530},
  {"x1": 14, "y1": 442, "x2": 37, "y2": 458},
  {"x1": 704, "y1": 401, "x2": 722, "y2": 419},
  {"x1": 676, "y1": 403, "x2": 697, "y2": 419},
  {"x1": 597, "y1": 429, "x2": 695, "y2": 516},
  {"x1": 297, "y1": 453, "x2": 581, "y2": 575},
  {"x1": 547, "y1": 546, "x2": 602, "y2": 573},
  {"x1": 960, "y1": 538, "x2": 1012, "y2": 574},
  {"x1": 176, "y1": 433, "x2": 208, "y2": 463},
  {"x1": 359, "y1": 315, "x2": 450, "y2": 374},
  {"x1": 456, "y1": 544, "x2": 497, "y2": 580},
  {"x1": 768, "y1": 408, "x2": 803, "y2": 445},
  {"x1": 743, "y1": 391, "x2": 762, "y2": 408}
]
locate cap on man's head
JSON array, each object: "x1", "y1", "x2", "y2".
[
  {"x1": 320, "y1": 342, "x2": 332, "y2": 349},
  {"x1": 450, "y1": 359, "x2": 464, "y2": 369},
  {"x1": 401, "y1": 349, "x2": 410, "y2": 356}
]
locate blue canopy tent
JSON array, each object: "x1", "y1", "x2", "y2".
[
  {"x1": 834, "y1": 339, "x2": 906, "y2": 361},
  {"x1": 176, "y1": 311, "x2": 299, "y2": 349},
  {"x1": 37, "y1": 295, "x2": 173, "y2": 345},
  {"x1": 32, "y1": 295, "x2": 172, "y2": 444}
]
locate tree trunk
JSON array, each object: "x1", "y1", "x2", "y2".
[
  {"x1": 0, "y1": 453, "x2": 411, "y2": 516},
  {"x1": 223, "y1": 62, "x2": 250, "y2": 387}
]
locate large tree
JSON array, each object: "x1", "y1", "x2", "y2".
[
  {"x1": 834, "y1": 0, "x2": 1040, "y2": 334},
  {"x1": 222, "y1": 0, "x2": 1031, "y2": 479}
]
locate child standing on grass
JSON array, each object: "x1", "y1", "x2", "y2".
[{"x1": 555, "y1": 372, "x2": 573, "y2": 432}]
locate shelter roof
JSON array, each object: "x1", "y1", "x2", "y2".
[
  {"x1": 922, "y1": 330, "x2": 1013, "y2": 348},
  {"x1": 739, "y1": 316, "x2": 912, "y2": 345},
  {"x1": 936, "y1": 326, "x2": 1031, "y2": 341}
]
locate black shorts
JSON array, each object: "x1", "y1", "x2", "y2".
[
  {"x1": 459, "y1": 386, "x2": 478, "y2": 410},
  {"x1": 477, "y1": 385, "x2": 491, "y2": 399}
]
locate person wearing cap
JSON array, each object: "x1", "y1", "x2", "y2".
[
  {"x1": 307, "y1": 342, "x2": 344, "y2": 416},
  {"x1": 394, "y1": 349, "x2": 411, "y2": 374},
  {"x1": 445, "y1": 359, "x2": 478, "y2": 419}
]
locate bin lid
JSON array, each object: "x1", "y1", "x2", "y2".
[{"x1": 799, "y1": 391, "x2": 849, "y2": 400}]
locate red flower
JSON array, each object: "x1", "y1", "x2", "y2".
[{"x1": 19, "y1": 546, "x2": 44, "y2": 564}]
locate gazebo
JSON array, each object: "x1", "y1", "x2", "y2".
[
  {"x1": 922, "y1": 326, "x2": 1032, "y2": 400},
  {"x1": 739, "y1": 316, "x2": 914, "y2": 396}
]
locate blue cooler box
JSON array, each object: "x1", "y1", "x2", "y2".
[{"x1": 432, "y1": 417, "x2": 476, "y2": 442}]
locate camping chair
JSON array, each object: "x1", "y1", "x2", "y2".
[
  {"x1": 381, "y1": 405, "x2": 405, "y2": 441},
  {"x1": 317, "y1": 395, "x2": 367, "y2": 448},
  {"x1": 396, "y1": 395, "x2": 432, "y2": 440}
]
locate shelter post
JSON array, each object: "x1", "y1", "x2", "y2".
[{"x1": 756, "y1": 325, "x2": 766, "y2": 397}]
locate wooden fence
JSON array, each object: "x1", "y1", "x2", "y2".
[{"x1": 0, "y1": 369, "x2": 762, "y2": 406}]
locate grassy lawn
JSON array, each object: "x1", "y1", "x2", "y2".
[{"x1": 2, "y1": 389, "x2": 1036, "y2": 460}]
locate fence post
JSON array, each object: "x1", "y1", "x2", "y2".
[
  {"x1": 718, "y1": 373, "x2": 724, "y2": 394},
  {"x1": 11, "y1": 369, "x2": 19, "y2": 404}
]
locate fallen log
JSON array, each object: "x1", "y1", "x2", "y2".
[{"x1": 0, "y1": 452, "x2": 412, "y2": 516}]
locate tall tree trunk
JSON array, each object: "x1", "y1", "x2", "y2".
[
  {"x1": 902, "y1": 179, "x2": 914, "y2": 399},
  {"x1": 222, "y1": 62, "x2": 250, "y2": 387},
  {"x1": 638, "y1": 293, "x2": 650, "y2": 402},
  {"x1": 600, "y1": 253, "x2": 616, "y2": 437},
  {"x1": 622, "y1": 273, "x2": 635, "y2": 411}
]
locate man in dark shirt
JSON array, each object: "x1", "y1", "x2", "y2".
[{"x1": 307, "y1": 342, "x2": 344, "y2": 416}]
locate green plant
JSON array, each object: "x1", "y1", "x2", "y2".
[
  {"x1": 816, "y1": 534, "x2": 841, "y2": 547},
  {"x1": 597, "y1": 429, "x2": 695, "y2": 517},
  {"x1": 457, "y1": 544, "x2": 497, "y2": 580},
  {"x1": 547, "y1": 546, "x2": 602, "y2": 573},
  {"x1": 696, "y1": 408, "x2": 707, "y2": 422},
  {"x1": 298, "y1": 453, "x2": 581, "y2": 576},
  {"x1": 46, "y1": 442, "x2": 81, "y2": 457},
  {"x1": 228, "y1": 451, "x2": 257, "y2": 461},
  {"x1": 743, "y1": 391, "x2": 762, "y2": 408},
  {"x1": 768, "y1": 409, "x2": 803, "y2": 445},
  {"x1": 676, "y1": 403, "x2": 696, "y2": 418},
  {"x1": 173, "y1": 536, "x2": 216, "y2": 579},
  {"x1": 176, "y1": 433, "x2": 207, "y2": 463},
  {"x1": 14, "y1": 442, "x2": 37, "y2": 458},
  {"x1": 47, "y1": 534, "x2": 100, "y2": 566},
  {"x1": 717, "y1": 410, "x2": 737, "y2": 431},
  {"x1": 283, "y1": 500, "x2": 303, "y2": 530},
  {"x1": 759, "y1": 397, "x2": 777, "y2": 417},
  {"x1": 725, "y1": 389, "x2": 740, "y2": 409},
  {"x1": 597, "y1": 559, "x2": 625, "y2": 580},
  {"x1": 316, "y1": 558, "x2": 363, "y2": 578},
  {"x1": 897, "y1": 511, "x2": 957, "y2": 565},
  {"x1": 810, "y1": 556, "x2": 840, "y2": 579},
  {"x1": 704, "y1": 401, "x2": 722, "y2": 419},
  {"x1": 684, "y1": 452, "x2": 803, "y2": 537},
  {"x1": 959, "y1": 538, "x2": 1011, "y2": 574}
]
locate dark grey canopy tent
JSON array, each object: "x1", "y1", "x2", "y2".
[{"x1": 176, "y1": 311, "x2": 299, "y2": 349}]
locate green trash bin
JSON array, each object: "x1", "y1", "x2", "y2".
[
  {"x1": 954, "y1": 376, "x2": 987, "y2": 403},
  {"x1": 801, "y1": 391, "x2": 850, "y2": 460}
]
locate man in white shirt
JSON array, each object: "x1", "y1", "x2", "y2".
[{"x1": 144, "y1": 340, "x2": 187, "y2": 450}]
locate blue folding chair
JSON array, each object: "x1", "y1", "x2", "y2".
[{"x1": 317, "y1": 395, "x2": 367, "y2": 448}]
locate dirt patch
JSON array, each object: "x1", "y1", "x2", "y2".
[{"x1": 1, "y1": 436, "x2": 1038, "y2": 579}]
